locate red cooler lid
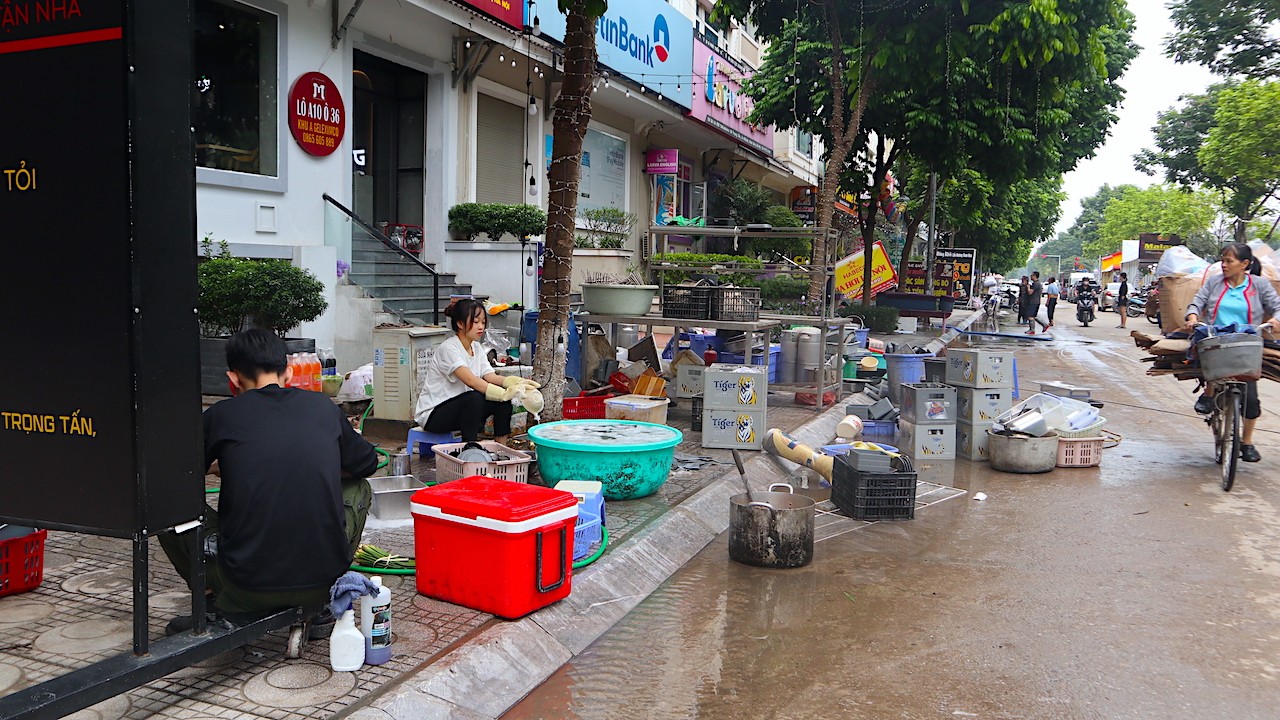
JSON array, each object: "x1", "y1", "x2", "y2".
[{"x1": 410, "y1": 476, "x2": 577, "y2": 522}]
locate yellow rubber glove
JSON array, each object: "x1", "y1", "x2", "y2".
[
  {"x1": 484, "y1": 383, "x2": 508, "y2": 402},
  {"x1": 501, "y1": 375, "x2": 526, "y2": 389},
  {"x1": 517, "y1": 378, "x2": 542, "y2": 390}
]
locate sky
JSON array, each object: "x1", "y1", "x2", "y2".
[{"x1": 1053, "y1": 0, "x2": 1217, "y2": 236}]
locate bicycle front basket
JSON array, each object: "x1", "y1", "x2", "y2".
[{"x1": 1197, "y1": 333, "x2": 1263, "y2": 382}]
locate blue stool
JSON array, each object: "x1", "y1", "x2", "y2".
[{"x1": 406, "y1": 428, "x2": 459, "y2": 459}]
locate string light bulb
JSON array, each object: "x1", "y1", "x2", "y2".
[
  {"x1": 511, "y1": 59, "x2": 517, "y2": 67},
  {"x1": 528, "y1": 96, "x2": 538, "y2": 115},
  {"x1": 499, "y1": 53, "x2": 505, "y2": 62},
  {"x1": 465, "y1": 39, "x2": 472, "y2": 49},
  {"x1": 526, "y1": 254, "x2": 536, "y2": 276},
  {"x1": 532, "y1": 15, "x2": 540, "y2": 33}
]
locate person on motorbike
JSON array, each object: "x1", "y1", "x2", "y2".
[
  {"x1": 1184, "y1": 243, "x2": 1280, "y2": 463},
  {"x1": 1076, "y1": 278, "x2": 1098, "y2": 325}
]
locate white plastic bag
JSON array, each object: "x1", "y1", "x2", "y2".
[
  {"x1": 1154, "y1": 245, "x2": 1209, "y2": 278},
  {"x1": 340, "y1": 363, "x2": 374, "y2": 399}
]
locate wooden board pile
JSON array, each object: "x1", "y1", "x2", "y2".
[{"x1": 1131, "y1": 330, "x2": 1280, "y2": 382}]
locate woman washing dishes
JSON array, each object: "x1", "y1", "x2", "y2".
[
  {"x1": 1184, "y1": 243, "x2": 1280, "y2": 463},
  {"x1": 414, "y1": 298, "x2": 541, "y2": 444}
]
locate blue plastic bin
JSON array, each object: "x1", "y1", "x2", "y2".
[
  {"x1": 573, "y1": 510, "x2": 602, "y2": 560},
  {"x1": 523, "y1": 311, "x2": 581, "y2": 384}
]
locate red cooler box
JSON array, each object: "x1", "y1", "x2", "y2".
[{"x1": 410, "y1": 476, "x2": 578, "y2": 618}]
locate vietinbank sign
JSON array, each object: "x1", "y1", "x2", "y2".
[{"x1": 539, "y1": 0, "x2": 692, "y2": 109}]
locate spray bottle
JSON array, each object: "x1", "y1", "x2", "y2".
[
  {"x1": 359, "y1": 576, "x2": 393, "y2": 665},
  {"x1": 328, "y1": 609, "x2": 364, "y2": 672}
]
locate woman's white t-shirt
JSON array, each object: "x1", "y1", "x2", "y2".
[{"x1": 414, "y1": 335, "x2": 495, "y2": 427}]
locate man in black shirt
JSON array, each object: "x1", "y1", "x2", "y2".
[{"x1": 160, "y1": 329, "x2": 378, "y2": 628}]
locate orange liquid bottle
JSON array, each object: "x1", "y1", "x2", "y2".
[{"x1": 308, "y1": 353, "x2": 322, "y2": 391}]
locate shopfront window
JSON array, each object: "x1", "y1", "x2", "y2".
[
  {"x1": 194, "y1": 0, "x2": 284, "y2": 190},
  {"x1": 579, "y1": 127, "x2": 627, "y2": 216}
]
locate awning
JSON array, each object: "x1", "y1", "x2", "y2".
[{"x1": 1101, "y1": 251, "x2": 1123, "y2": 272}]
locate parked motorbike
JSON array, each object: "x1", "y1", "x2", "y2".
[
  {"x1": 1076, "y1": 284, "x2": 1097, "y2": 326},
  {"x1": 1126, "y1": 292, "x2": 1147, "y2": 318},
  {"x1": 1145, "y1": 285, "x2": 1160, "y2": 324}
]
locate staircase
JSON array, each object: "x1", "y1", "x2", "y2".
[{"x1": 348, "y1": 234, "x2": 472, "y2": 326}]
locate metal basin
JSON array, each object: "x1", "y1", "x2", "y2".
[{"x1": 369, "y1": 475, "x2": 426, "y2": 520}]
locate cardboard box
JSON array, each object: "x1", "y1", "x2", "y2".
[
  {"x1": 898, "y1": 420, "x2": 957, "y2": 460},
  {"x1": 955, "y1": 387, "x2": 1014, "y2": 423},
  {"x1": 701, "y1": 409, "x2": 766, "y2": 450},
  {"x1": 702, "y1": 364, "x2": 768, "y2": 410},
  {"x1": 945, "y1": 349, "x2": 1013, "y2": 388},
  {"x1": 1159, "y1": 275, "x2": 1203, "y2": 334},
  {"x1": 956, "y1": 420, "x2": 992, "y2": 461},
  {"x1": 670, "y1": 364, "x2": 705, "y2": 399}
]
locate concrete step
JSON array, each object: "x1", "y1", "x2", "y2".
[
  {"x1": 348, "y1": 271, "x2": 458, "y2": 288},
  {"x1": 360, "y1": 284, "x2": 470, "y2": 301}
]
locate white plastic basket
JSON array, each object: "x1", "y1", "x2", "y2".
[
  {"x1": 1054, "y1": 417, "x2": 1106, "y2": 439},
  {"x1": 994, "y1": 393, "x2": 1067, "y2": 432}
]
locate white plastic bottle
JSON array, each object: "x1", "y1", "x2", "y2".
[
  {"x1": 329, "y1": 609, "x2": 365, "y2": 672},
  {"x1": 360, "y1": 576, "x2": 393, "y2": 665}
]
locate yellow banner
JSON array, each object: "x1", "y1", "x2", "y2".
[
  {"x1": 1101, "y1": 251, "x2": 1123, "y2": 272},
  {"x1": 834, "y1": 241, "x2": 898, "y2": 300}
]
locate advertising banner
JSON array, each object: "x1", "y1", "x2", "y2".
[
  {"x1": 900, "y1": 249, "x2": 976, "y2": 298},
  {"x1": 456, "y1": 0, "x2": 525, "y2": 29},
  {"x1": 288, "y1": 72, "x2": 345, "y2": 156},
  {"x1": 539, "y1": 0, "x2": 693, "y2": 108},
  {"x1": 789, "y1": 186, "x2": 816, "y2": 224},
  {"x1": 834, "y1": 242, "x2": 899, "y2": 300},
  {"x1": 645, "y1": 148, "x2": 679, "y2": 174},
  {"x1": 690, "y1": 39, "x2": 773, "y2": 156},
  {"x1": 1138, "y1": 233, "x2": 1182, "y2": 262}
]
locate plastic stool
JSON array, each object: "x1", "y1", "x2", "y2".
[{"x1": 406, "y1": 428, "x2": 459, "y2": 459}]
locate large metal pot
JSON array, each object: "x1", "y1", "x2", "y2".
[{"x1": 729, "y1": 483, "x2": 815, "y2": 569}]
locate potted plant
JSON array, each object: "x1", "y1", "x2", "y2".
[
  {"x1": 580, "y1": 269, "x2": 658, "y2": 316},
  {"x1": 198, "y1": 238, "x2": 328, "y2": 394}
]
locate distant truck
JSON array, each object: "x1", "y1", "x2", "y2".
[{"x1": 1064, "y1": 271, "x2": 1096, "y2": 302}]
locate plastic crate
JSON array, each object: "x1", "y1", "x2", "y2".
[
  {"x1": 573, "y1": 510, "x2": 602, "y2": 560},
  {"x1": 691, "y1": 394, "x2": 703, "y2": 431},
  {"x1": 662, "y1": 286, "x2": 712, "y2": 320},
  {"x1": 563, "y1": 394, "x2": 610, "y2": 419},
  {"x1": 0, "y1": 529, "x2": 47, "y2": 597},
  {"x1": 861, "y1": 419, "x2": 898, "y2": 436},
  {"x1": 1057, "y1": 436, "x2": 1105, "y2": 467},
  {"x1": 831, "y1": 455, "x2": 917, "y2": 520},
  {"x1": 433, "y1": 441, "x2": 533, "y2": 483},
  {"x1": 710, "y1": 287, "x2": 761, "y2": 321},
  {"x1": 1054, "y1": 417, "x2": 1106, "y2": 439}
]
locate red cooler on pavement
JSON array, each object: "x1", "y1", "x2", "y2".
[{"x1": 410, "y1": 476, "x2": 579, "y2": 618}]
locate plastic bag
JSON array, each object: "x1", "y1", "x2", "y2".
[
  {"x1": 340, "y1": 363, "x2": 374, "y2": 399},
  {"x1": 1155, "y1": 245, "x2": 1209, "y2": 278},
  {"x1": 482, "y1": 328, "x2": 511, "y2": 357}
]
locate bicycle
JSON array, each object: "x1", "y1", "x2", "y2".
[
  {"x1": 982, "y1": 292, "x2": 1001, "y2": 333},
  {"x1": 1194, "y1": 325, "x2": 1264, "y2": 492}
]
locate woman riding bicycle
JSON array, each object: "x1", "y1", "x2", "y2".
[{"x1": 1184, "y1": 242, "x2": 1280, "y2": 462}]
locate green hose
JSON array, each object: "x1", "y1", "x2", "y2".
[
  {"x1": 350, "y1": 564, "x2": 417, "y2": 575},
  {"x1": 374, "y1": 446, "x2": 390, "y2": 471},
  {"x1": 572, "y1": 525, "x2": 609, "y2": 569}
]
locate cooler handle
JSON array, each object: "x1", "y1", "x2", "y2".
[{"x1": 534, "y1": 526, "x2": 567, "y2": 593}]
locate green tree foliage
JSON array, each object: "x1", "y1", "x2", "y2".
[
  {"x1": 722, "y1": 0, "x2": 1136, "y2": 299},
  {"x1": 942, "y1": 174, "x2": 1065, "y2": 274},
  {"x1": 1091, "y1": 185, "x2": 1218, "y2": 259},
  {"x1": 1166, "y1": 0, "x2": 1279, "y2": 79},
  {"x1": 1198, "y1": 80, "x2": 1280, "y2": 241},
  {"x1": 742, "y1": 205, "x2": 810, "y2": 258}
]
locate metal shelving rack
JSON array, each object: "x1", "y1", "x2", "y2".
[{"x1": 643, "y1": 225, "x2": 850, "y2": 413}]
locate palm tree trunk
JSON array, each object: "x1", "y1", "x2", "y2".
[{"x1": 532, "y1": 3, "x2": 596, "y2": 420}]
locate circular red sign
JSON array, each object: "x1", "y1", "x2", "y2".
[{"x1": 288, "y1": 72, "x2": 345, "y2": 156}]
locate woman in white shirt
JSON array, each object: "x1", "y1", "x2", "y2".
[{"x1": 414, "y1": 299, "x2": 537, "y2": 444}]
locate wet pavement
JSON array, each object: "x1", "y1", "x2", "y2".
[
  {"x1": 0, "y1": 314, "x2": 975, "y2": 719},
  {"x1": 506, "y1": 315, "x2": 1280, "y2": 719}
]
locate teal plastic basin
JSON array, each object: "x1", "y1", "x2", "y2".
[{"x1": 529, "y1": 420, "x2": 683, "y2": 500}]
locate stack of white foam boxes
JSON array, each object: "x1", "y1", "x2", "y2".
[
  {"x1": 700, "y1": 364, "x2": 768, "y2": 450},
  {"x1": 899, "y1": 383, "x2": 958, "y2": 460},
  {"x1": 946, "y1": 349, "x2": 1015, "y2": 461}
]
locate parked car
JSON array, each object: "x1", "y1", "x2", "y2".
[{"x1": 1099, "y1": 282, "x2": 1122, "y2": 311}]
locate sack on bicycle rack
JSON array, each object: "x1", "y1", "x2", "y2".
[{"x1": 1197, "y1": 333, "x2": 1263, "y2": 382}]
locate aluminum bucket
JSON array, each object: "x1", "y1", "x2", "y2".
[{"x1": 729, "y1": 483, "x2": 815, "y2": 569}]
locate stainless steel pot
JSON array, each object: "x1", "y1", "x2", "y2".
[{"x1": 729, "y1": 483, "x2": 815, "y2": 569}]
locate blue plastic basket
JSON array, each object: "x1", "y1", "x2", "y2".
[{"x1": 573, "y1": 510, "x2": 602, "y2": 560}]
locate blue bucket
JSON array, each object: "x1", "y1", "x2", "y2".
[
  {"x1": 523, "y1": 311, "x2": 582, "y2": 384},
  {"x1": 884, "y1": 354, "x2": 928, "y2": 405},
  {"x1": 855, "y1": 328, "x2": 869, "y2": 347}
]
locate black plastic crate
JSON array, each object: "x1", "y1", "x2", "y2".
[
  {"x1": 831, "y1": 454, "x2": 917, "y2": 520},
  {"x1": 691, "y1": 394, "x2": 704, "y2": 431},
  {"x1": 710, "y1": 286, "x2": 762, "y2": 322},
  {"x1": 662, "y1": 285, "x2": 712, "y2": 320}
]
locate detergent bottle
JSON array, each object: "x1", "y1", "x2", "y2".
[
  {"x1": 360, "y1": 576, "x2": 393, "y2": 665},
  {"x1": 328, "y1": 609, "x2": 364, "y2": 672}
]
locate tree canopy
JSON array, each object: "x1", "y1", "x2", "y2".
[
  {"x1": 1165, "y1": 0, "x2": 1279, "y2": 79},
  {"x1": 1089, "y1": 184, "x2": 1218, "y2": 259},
  {"x1": 942, "y1": 172, "x2": 1064, "y2": 274},
  {"x1": 1039, "y1": 184, "x2": 1134, "y2": 268}
]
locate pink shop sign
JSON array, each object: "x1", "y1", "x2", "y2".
[
  {"x1": 690, "y1": 40, "x2": 773, "y2": 156},
  {"x1": 645, "y1": 148, "x2": 680, "y2": 174}
]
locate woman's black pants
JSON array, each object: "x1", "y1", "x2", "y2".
[{"x1": 425, "y1": 390, "x2": 512, "y2": 441}]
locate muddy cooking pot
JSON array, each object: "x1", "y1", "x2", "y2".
[{"x1": 729, "y1": 483, "x2": 815, "y2": 569}]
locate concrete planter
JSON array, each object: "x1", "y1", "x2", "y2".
[
  {"x1": 200, "y1": 336, "x2": 316, "y2": 395},
  {"x1": 581, "y1": 283, "x2": 658, "y2": 316}
]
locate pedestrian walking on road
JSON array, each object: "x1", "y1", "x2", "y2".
[
  {"x1": 1045, "y1": 276, "x2": 1059, "y2": 327},
  {"x1": 1017, "y1": 276, "x2": 1030, "y2": 325},
  {"x1": 1116, "y1": 272, "x2": 1130, "y2": 329},
  {"x1": 1025, "y1": 271, "x2": 1051, "y2": 335}
]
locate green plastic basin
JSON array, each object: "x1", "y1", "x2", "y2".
[{"x1": 529, "y1": 420, "x2": 682, "y2": 500}]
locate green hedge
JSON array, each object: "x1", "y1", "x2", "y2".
[
  {"x1": 840, "y1": 304, "x2": 900, "y2": 333},
  {"x1": 448, "y1": 203, "x2": 547, "y2": 240},
  {"x1": 657, "y1": 253, "x2": 763, "y2": 285}
]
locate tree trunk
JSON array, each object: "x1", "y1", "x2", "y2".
[
  {"x1": 1234, "y1": 217, "x2": 1248, "y2": 243},
  {"x1": 532, "y1": 4, "x2": 596, "y2": 421},
  {"x1": 899, "y1": 179, "x2": 934, "y2": 270}
]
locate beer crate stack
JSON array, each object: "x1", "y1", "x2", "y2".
[
  {"x1": 898, "y1": 383, "x2": 958, "y2": 460},
  {"x1": 700, "y1": 364, "x2": 768, "y2": 450},
  {"x1": 945, "y1": 349, "x2": 1015, "y2": 461}
]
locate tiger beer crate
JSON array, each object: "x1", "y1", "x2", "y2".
[
  {"x1": 701, "y1": 364, "x2": 768, "y2": 410},
  {"x1": 700, "y1": 408, "x2": 766, "y2": 450}
]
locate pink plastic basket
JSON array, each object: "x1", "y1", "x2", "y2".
[
  {"x1": 432, "y1": 441, "x2": 532, "y2": 483},
  {"x1": 1056, "y1": 436, "x2": 1105, "y2": 468}
]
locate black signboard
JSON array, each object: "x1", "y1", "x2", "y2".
[
  {"x1": 0, "y1": 0, "x2": 201, "y2": 535},
  {"x1": 1139, "y1": 232, "x2": 1182, "y2": 262}
]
